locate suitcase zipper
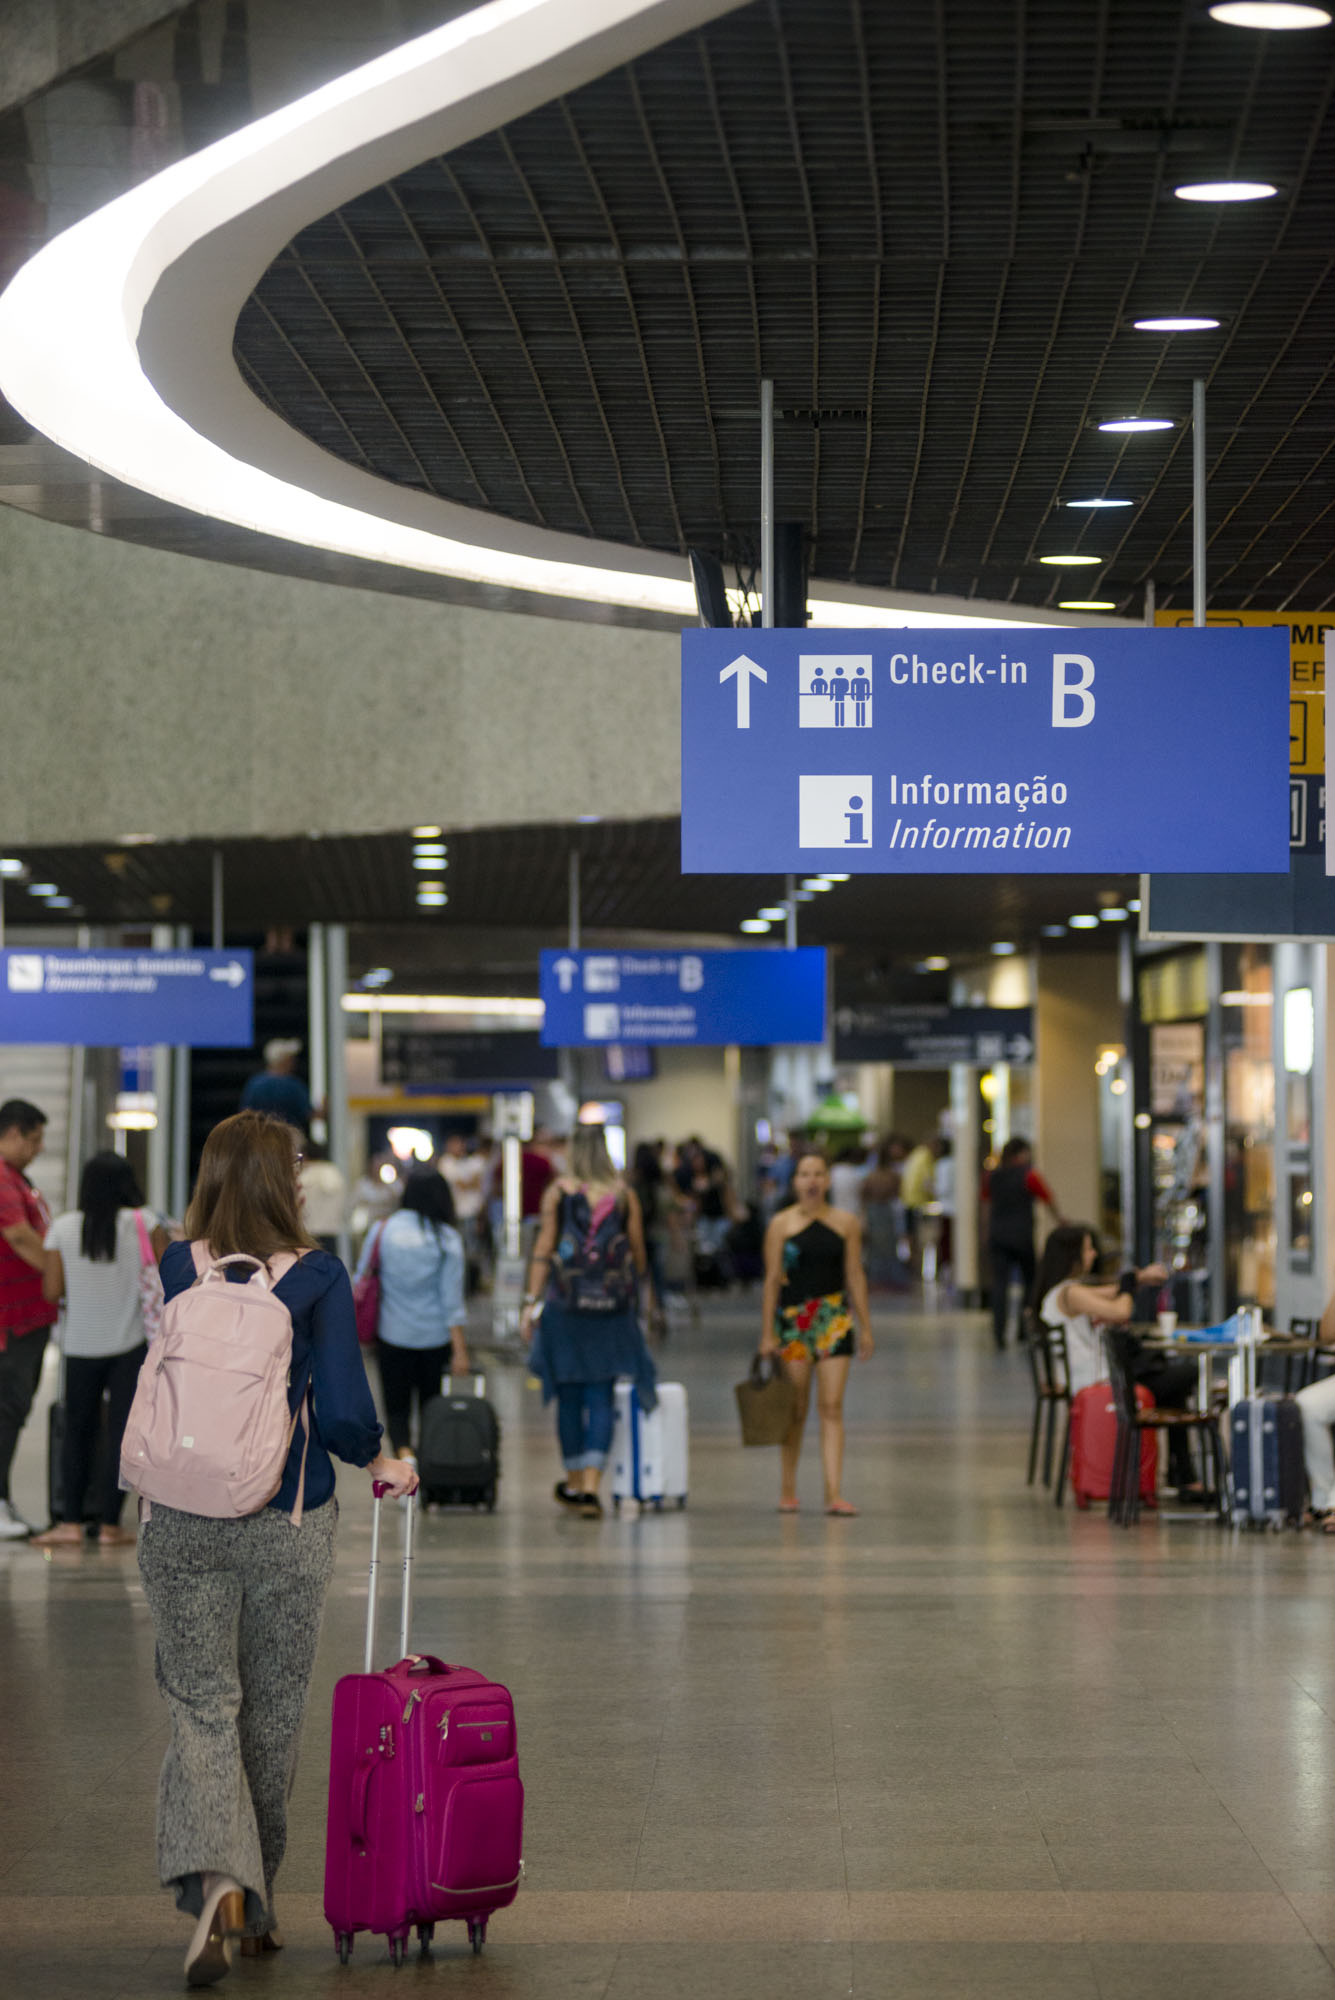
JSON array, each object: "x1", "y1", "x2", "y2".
[{"x1": 403, "y1": 1688, "x2": 425, "y2": 1725}]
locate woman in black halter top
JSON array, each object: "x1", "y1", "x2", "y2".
[{"x1": 759, "y1": 1152, "x2": 873, "y2": 1515}]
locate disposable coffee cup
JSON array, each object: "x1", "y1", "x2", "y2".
[{"x1": 1157, "y1": 1310, "x2": 1178, "y2": 1339}]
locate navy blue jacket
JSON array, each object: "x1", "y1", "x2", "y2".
[{"x1": 160, "y1": 1242, "x2": 382, "y2": 1512}]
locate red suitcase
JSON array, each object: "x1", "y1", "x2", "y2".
[
  {"x1": 1068, "y1": 1381, "x2": 1157, "y2": 1510},
  {"x1": 323, "y1": 1485, "x2": 524, "y2": 1966}
]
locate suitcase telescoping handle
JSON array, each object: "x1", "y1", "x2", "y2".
[{"x1": 365, "y1": 1481, "x2": 415, "y2": 1674}]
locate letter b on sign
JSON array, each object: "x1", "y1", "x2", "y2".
[{"x1": 1052, "y1": 653, "x2": 1095, "y2": 728}]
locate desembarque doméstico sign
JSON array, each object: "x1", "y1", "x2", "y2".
[{"x1": 681, "y1": 627, "x2": 1290, "y2": 874}]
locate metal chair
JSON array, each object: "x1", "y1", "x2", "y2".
[
  {"x1": 1029, "y1": 1318, "x2": 1074, "y2": 1505},
  {"x1": 1104, "y1": 1327, "x2": 1226, "y2": 1526}
]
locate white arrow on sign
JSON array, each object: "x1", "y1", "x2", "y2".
[
  {"x1": 1007, "y1": 1034, "x2": 1034, "y2": 1063},
  {"x1": 719, "y1": 653, "x2": 768, "y2": 728},
  {"x1": 209, "y1": 961, "x2": 247, "y2": 988},
  {"x1": 552, "y1": 955, "x2": 579, "y2": 994}
]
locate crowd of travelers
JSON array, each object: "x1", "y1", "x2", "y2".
[{"x1": 7, "y1": 1078, "x2": 1335, "y2": 1979}]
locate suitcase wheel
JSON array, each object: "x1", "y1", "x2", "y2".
[
  {"x1": 467, "y1": 1918, "x2": 487, "y2": 1955},
  {"x1": 334, "y1": 1932, "x2": 352, "y2": 1965},
  {"x1": 416, "y1": 1923, "x2": 434, "y2": 1957},
  {"x1": 389, "y1": 1933, "x2": 408, "y2": 1968}
]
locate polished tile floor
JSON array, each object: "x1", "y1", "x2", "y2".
[{"x1": 5, "y1": 1298, "x2": 1335, "y2": 1996}]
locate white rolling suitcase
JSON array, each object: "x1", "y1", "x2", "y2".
[{"x1": 609, "y1": 1381, "x2": 688, "y2": 1510}]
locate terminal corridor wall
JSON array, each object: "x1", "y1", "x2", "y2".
[{"x1": 0, "y1": 506, "x2": 680, "y2": 844}]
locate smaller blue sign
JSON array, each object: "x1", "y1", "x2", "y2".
[
  {"x1": 0, "y1": 948, "x2": 254, "y2": 1046},
  {"x1": 834, "y1": 1004, "x2": 1034, "y2": 1067},
  {"x1": 540, "y1": 948, "x2": 826, "y2": 1048}
]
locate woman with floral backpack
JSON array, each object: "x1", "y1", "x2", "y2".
[{"x1": 520, "y1": 1126, "x2": 655, "y2": 1519}]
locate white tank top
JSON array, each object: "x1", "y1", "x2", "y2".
[{"x1": 1040, "y1": 1282, "x2": 1105, "y2": 1396}]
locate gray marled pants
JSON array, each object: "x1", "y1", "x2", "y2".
[{"x1": 138, "y1": 1497, "x2": 338, "y2": 1932}]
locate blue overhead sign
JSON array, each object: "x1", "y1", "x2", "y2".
[
  {"x1": 0, "y1": 948, "x2": 254, "y2": 1046},
  {"x1": 681, "y1": 627, "x2": 1290, "y2": 874},
  {"x1": 835, "y1": 1004, "x2": 1034, "y2": 1067},
  {"x1": 539, "y1": 947, "x2": 826, "y2": 1047}
]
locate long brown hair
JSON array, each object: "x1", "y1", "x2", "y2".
[{"x1": 185, "y1": 1111, "x2": 316, "y2": 1261}]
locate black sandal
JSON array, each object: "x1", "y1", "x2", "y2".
[
  {"x1": 553, "y1": 1482, "x2": 582, "y2": 1507},
  {"x1": 580, "y1": 1494, "x2": 604, "y2": 1520}
]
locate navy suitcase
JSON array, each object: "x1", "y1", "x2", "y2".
[{"x1": 1230, "y1": 1395, "x2": 1304, "y2": 1528}]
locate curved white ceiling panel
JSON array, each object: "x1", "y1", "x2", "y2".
[{"x1": 0, "y1": 0, "x2": 1103, "y2": 629}]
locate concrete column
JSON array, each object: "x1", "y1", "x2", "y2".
[{"x1": 1034, "y1": 951, "x2": 1121, "y2": 1230}]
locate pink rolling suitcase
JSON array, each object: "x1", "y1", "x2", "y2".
[{"x1": 323, "y1": 1484, "x2": 524, "y2": 1966}]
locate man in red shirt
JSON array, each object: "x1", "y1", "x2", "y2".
[{"x1": 0, "y1": 1099, "x2": 58, "y2": 1538}]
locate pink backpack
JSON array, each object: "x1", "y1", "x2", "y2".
[{"x1": 119, "y1": 1243, "x2": 311, "y2": 1523}]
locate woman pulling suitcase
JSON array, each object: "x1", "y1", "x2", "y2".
[
  {"x1": 759, "y1": 1151, "x2": 874, "y2": 1515},
  {"x1": 133, "y1": 1112, "x2": 417, "y2": 1987}
]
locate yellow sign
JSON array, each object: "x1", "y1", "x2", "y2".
[{"x1": 1155, "y1": 610, "x2": 1331, "y2": 774}]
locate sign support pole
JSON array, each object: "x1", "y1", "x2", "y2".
[
  {"x1": 325, "y1": 924, "x2": 351, "y2": 1267},
  {"x1": 568, "y1": 850, "x2": 581, "y2": 950},
  {"x1": 785, "y1": 873, "x2": 797, "y2": 949},
  {"x1": 760, "y1": 378, "x2": 774, "y2": 630},
  {"x1": 170, "y1": 925, "x2": 191, "y2": 1222},
  {"x1": 211, "y1": 849, "x2": 224, "y2": 951},
  {"x1": 1192, "y1": 378, "x2": 1206, "y2": 628}
]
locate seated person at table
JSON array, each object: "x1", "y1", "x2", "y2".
[
  {"x1": 1035, "y1": 1224, "x2": 1201, "y2": 1492},
  {"x1": 1295, "y1": 1291, "x2": 1335, "y2": 1531}
]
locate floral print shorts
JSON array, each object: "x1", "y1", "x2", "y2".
[{"x1": 776, "y1": 1292, "x2": 855, "y2": 1363}]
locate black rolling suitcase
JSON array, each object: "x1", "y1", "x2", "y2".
[{"x1": 418, "y1": 1374, "x2": 500, "y2": 1511}]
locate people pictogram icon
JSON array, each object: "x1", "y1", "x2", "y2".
[
  {"x1": 851, "y1": 667, "x2": 871, "y2": 727},
  {"x1": 808, "y1": 667, "x2": 829, "y2": 699},
  {"x1": 829, "y1": 669, "x2": 851, "y2": 727}
]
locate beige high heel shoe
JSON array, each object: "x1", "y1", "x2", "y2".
[{"x1": 184, "y1": 1874, "x2": 245, "y2": 1987}]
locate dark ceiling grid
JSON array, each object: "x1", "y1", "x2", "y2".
[
  {"x1": 931, "y1": 0, "x2": 1022, "y2": 588},
  {"x1": 494, "y1": 123, "x2": 641, "y2": 543},
  {"x1": 1097, "y1": 32, "x2": 1289, "y2": 604},
  {"x1": 231, "y1": 0, "x2": 1335, "y2": 617},
  {"x1": 434, "y1": 146, "x2": 599, "y2": 539},
  {"x1": 1011, "y1": 0, "x2": 1183, "y2": 599},
  {"x1": 554, "y1": 97, "x2": 687, "y2": 554},
  {"x1": 377, "y1": 176, "x2": 538, "y2": 519},
  {"x1": 1133, "y1": 56, "x2": 1335, "y2": 611}
]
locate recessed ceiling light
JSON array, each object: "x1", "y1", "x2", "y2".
[
  {"x1": 416, "y1": 880, "x2": 445, "y2": 894},
  {"x1": 44, "y1": 895, "x2": 72, "y2": 909},
  {"x1": 412, "y1": 852, "x2": 448, "y2": 869},
  {"x1": 1041, "y1": 924, "x2": 1068, "y2": 937},
  {"x1": 417, "y1": 896, "x2": 447, "y2": 910},
  {"x1": 27, "y1": 882, "x2": 57, "y2": 896},
  {"x1": 758, "y1": 906, "x2": 788, "y2": 920},
  {"x1": 1174, "y1": 179, "x2": 1278, "y2": 202},
  {"x1": 794, "y1": 890, "x2": 815, "y2": 902},
  {"x1": 740, "y1": 919, "x2": 771, "y2": 934},
  {"x1": 1040, "y1": 554, "x2": 1102, "y2": 567},
  {"x1": 1132, "y1": 316, "x2": 1222, "y2": 332},
  {"x1": 991, "y1": 941, "x2": 1017, "y2": 955},
  {"x1": 1069, "y1": 914, "x2": 1100, "y2": 929},
  {"x1": 576, "y1": 814, "x2": 602, "y2": 824},
  {"x1": 1065, "y1": 497, "x2": 1133, "y2": 508},
  {"x1": 800, "y1": 877, "x2": 834, "y2": 891},
  {"x1": 362, "y1": 968, "x2": 394, "y2": 987},
  {"x1": 412, "y1": 825, "x2": 442, "y2": 838},
  {"x1": 1098, "y1": 417, "x2": 1175, "y2": 433},
  {"x1": 1059, "y1": 599, "x2": 1118, "y2": 611},
  {"x1": 1100, "y1": 907, "x2": 1130, "y2": 921},
  {"x1": 821, "y1": 873, "x2": 851, "y2": 883},
  {"x1": 923, "y1": 955, "x2": 949, "y2": 971},
  {"x1": 116, "y1": 832, "x2": 157, "y2": 845},
  {"x1": 1127, "y1": 898, "x2": 1142, "y2": 912},
  {"x1": 0, "y1": 858, "x2": 23, "y2": 876},
  {"x1": 1209, "y1": 3, "x2": 1330, "y2": 26}
]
